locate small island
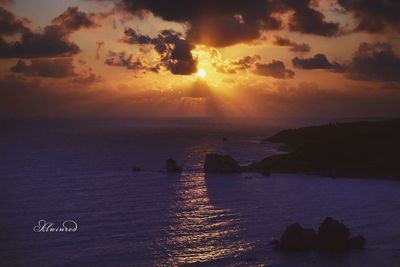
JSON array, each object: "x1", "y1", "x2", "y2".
[{"x1": 243, "y1": 118, "x2": 400, "y2": 179}]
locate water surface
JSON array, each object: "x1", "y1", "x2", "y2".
[{"x1": 1, "y1": 119, "x2": 399, "y2": 266}]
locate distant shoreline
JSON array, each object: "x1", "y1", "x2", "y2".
[{"x1": 243, "y1": 118, "x2": 400, "y2": 180}]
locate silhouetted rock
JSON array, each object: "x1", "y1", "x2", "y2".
[
  {"x1": 204, "y1": 153, "x2": 241, "y2": 174},
  {"x1": 278, "y1": 223, "x2": 316, "y2": 250},
  {"x1": 349, "y1": 235, "x2": 366, "y2": 249},
  {"x1": 317, "y1": 217, "x2": 350, "y2": 252},
  {"x1": 132, "y1": 166, "x2": 141, "y2": 172},
  {"x1": 166, "y1": 159, "x2": 182, "y2": 173},
  {"x1": 274, "y1": 217, "x2": 365, "y2": 252}
]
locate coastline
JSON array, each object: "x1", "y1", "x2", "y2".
[{"x1": 243, "y1": 118, "x2": 400, "y2": 180}]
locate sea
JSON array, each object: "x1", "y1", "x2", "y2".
[{"x1": 0, "y1": 118, "x2": 399, "y2": 266}]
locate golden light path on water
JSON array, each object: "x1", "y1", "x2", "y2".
[{"x1": 162, "y1": 172, "x2": 251, "y2": 266}]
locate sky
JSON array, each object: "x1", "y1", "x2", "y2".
[{"x1": 1, "y1": 0, "x2": 400, "y2": 121}]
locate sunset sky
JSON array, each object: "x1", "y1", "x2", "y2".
[{"x1": 1, "y1": 0, "x2": 400, "y2": 120}]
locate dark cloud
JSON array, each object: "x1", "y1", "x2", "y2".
[
  {"x1": 10, "y1": 58, "x2": 75, "y2": 78},
  {"x1": 292, "y1": 53, "x2": 343, "y2": 70},
  {"x1": 186, "y1": 15, "x2": 265, "y2": 47},
  {"x1": 105, "y1": 50, "x2": 148, "y2": 71},
  {"x1": 287, "y1": 1, "x2": 340, "y2": 36},
  {"x1": 120, "y1": 28, "x2": 197, "y2": 75},
  {"x1": 0, "y1": 25, "x2": 80, "y2": 58},
  {"x1": 273, "y1": 36, "x2": 311, "y2": 52},
  {"x1": 254, "y1": 60, "x2": 295, "y2": 79},
  {"x1": 113, "y1": 0, "x2": 340, "y2": 47},
  {"x1": 0, "y1": 7, "x2": 100, "y2": 59},
  {"x1": 121, "y1": 27, "x2": 152, "y2": 44},
  {"x1": 233, "y1": 55, "x2": 262, "y2": 70},
  {"x1": 0, "y1": 7, "x2": 29, "y2": 36},
  {"x1": 52, "y1": 6, "x2": 99, "y2": 32},
  {"x1": 345, "y1": 42, "x2": 400, "y2": 82},
  {"x1": 105, "y1": 50, "x2": 160, "y2": 73},
  {"x1": 338, "y1": 0, "x2": 400, "y2": 33}
]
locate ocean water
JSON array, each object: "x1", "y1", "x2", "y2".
[{"x1": 0, "y1": 119, "x2": 400, "y2": 267}]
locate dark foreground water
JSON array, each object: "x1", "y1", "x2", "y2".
[{"x1": 0, "y1": 119, "x2": 399, "y2": 266}]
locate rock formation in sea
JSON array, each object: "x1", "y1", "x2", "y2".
[
  {"x1": 166, "y1": 159, "x2": 182, "y2": 173},
  {"x1": 204, "y1": 153, "x2": 241, "y2": 174},
  {"x1": 272, "y1": 217, "x2": 365, "y2": 252}
]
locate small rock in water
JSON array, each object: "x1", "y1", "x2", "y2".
[
  {"x1": 166, "y1": 159, "x2": 182, "y2": 173},
  {"x1": 132, "y1": 166, "x2": 141, "y2": 172}
]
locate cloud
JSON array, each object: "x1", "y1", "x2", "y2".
[
  {"x1": 0, "y1": 25, "x2": 80, "y2": 58},
  {"x1": 287, "y1": 1, "x2": 340, "y2": 36},
  {"x1": 232, "y1": 55, "x2": 262, "y2": 70},
  {"x1": 254, "y1": 60, "x2": 295, "y2": 79},
  {"x1": 338, "y1": 0, "x2": 400, "y2": 33},
  {"x1": 120, "y1": 28, "x2": 197, "y2": 75},
  {"x1": 0, "y1": 7, "x2": 29, "y2": 36},
  {"x1": 344, "y1": 42, "x2": 400, "y2": 82},
  {"x1": 111, "y1": 0, "x2": 340, "y2": 47},
  {"x1": 121, "y1": 27, "x2": 152, "y2": 44},
  {"x1": 52, "y1": 6, "x2": 99, "y2": 32},
  {"x1": 10, "y1": 58, "x2": 75, "y2": 78},
  {"x1": 104, "y1": 50, "x2": 159, "y2": 73},
  {"x1": 273, "y1": 36, "x2": 311, "y2": 52},
  {"x1": 214, "y1": 54, "x2": 295, "y2": 79},
  {"x1": 0, "y1": 7, "x2": 101, "y2": 59},
  {"x1": 186, "y1": 15, "x2": 266, "y2": 47},
  {"x1": 292, "y1": 53, "x2": 343, "y2": 70}
]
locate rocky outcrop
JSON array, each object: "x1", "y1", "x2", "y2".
[
  {"x1": 204, "y1": 153, "x2": 241, "y2": 174},
  {"x1": 272, "y1": 217, "x2": 365, "y2": 252},
  {"x1": 166, "y1": 159, "x2": 182, "y2": 173},
  {"x1": 277, "y1": 223, "x2": 316, "y2": 251}
]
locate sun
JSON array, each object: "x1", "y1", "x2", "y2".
[{"x1": 196, "y1": 68, "x2": 207, "y2": 78}]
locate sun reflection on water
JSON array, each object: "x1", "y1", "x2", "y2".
[{"x1": 163, "y1": 173, "x2": 251, "y2": 265}]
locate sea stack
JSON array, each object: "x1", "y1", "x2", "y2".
[
  {"x1": 166, "y1": 159, "x2": 183, "y2": 173},
  {"x1": 204, "y1": 153, "x2": 241, "y2": 174},
  {"x1": 272, "y1": 217, "x2": 365, "y2": 252}
]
